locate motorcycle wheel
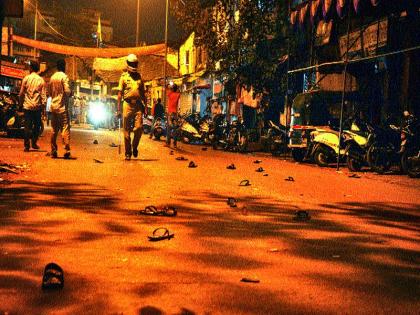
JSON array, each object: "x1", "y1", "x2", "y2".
[
  {"x1": 402, "y1": 148, "x2": 420, "y2": 178},
  {"x1": 291, "y1": 148, "x2": 305, "y2": 162},
  {"x1": 313, "y1": 146, "x2": 331, "y2": 167},
  {"x1": 346, "y1": 144, "x2": 363, "y2": 172},
  {"x1": 367, "y1": 144, "x2": 391, "y2": 174}
]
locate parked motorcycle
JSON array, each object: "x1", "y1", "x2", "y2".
[
  {"x1": 344, "y1": 119, "x2": 371, "y2": 172},
  {"x1": 400, "y1": 112, "x2": 420, "y2": 177},
  {"x1": 178, "y1": 113, "x2": 204, "y2": 144},
  {"x1": 224, "y1": 118, "x2": 248, "y2": 152},
  {"x1": 310, "y1": 127, "x2": 346, "y2": 167},
  {"x1": 209, "y1": 114, "x2": 228, "y2": 150},
  {"x1": 262, "y1": 120, "x2": 287, "y2": 156},
  {"x1": 0, "y1": 92, "x2": 25, "y2": 137}
]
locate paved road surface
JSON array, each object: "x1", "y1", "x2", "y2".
[{"x1": 0, "y1": 127, "x2": 419, "y2": 314}]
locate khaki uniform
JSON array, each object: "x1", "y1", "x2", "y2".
[{"x1": 118, "y1": 71, "x2": 146, "y2": 156}]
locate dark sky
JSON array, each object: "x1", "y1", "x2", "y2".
[{"x1": 38, "y1": 0, "x2": 184, "y2": 46}]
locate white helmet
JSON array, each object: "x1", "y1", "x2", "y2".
[{"x1": 126, "y1": 54, "x2": 138, "y2": 72}]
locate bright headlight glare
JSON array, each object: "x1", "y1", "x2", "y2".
[{"x1": 88, "y1": 102, "x2": 107, "y2": 124}]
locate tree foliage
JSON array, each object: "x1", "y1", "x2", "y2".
[{"x1": 170, "y1": 0, "x2": 290, "y2": 95}]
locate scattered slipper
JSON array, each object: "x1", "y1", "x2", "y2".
[
  {"x1": 93, "y1": 140, "x2": 98, "y2": 144},
  {"x1": 93, "y1": 159, "x2": 104, "y2": 163},
  {"x1": 227, "y1": 164, "x2": 236, "y2": 170},
  {"x1": 349, "y1": 173, "x2": 361, "y2": 178},
  {"x1": 256, "y1": 167, "x2": 264, "y2": 172},
  {"x1": 239, "y1": 179, "x2": 251, "y2": 186},
  {"x1": 285, "y1": 176, "x2": 295, "y2": 182},
  {"x1": 202, "y1": 147, "x2": 208, "y2": 151},
  {"x1": 293, "y1": 210, "x2": 311, "y2": 221},
  {"x1": 241, "y1": 277, "x2": 260, "y2": 283},
  {"x1": 161, "y1": 206, "x2": 177, "y2": 217},
  {"x1": 42, "y1": 262, "x2": 64, "y2": 290},
  {"x1": 263, "y1": 174, "x2": 269, "y2": 177},
  {"x1": 176, "y1": 156, "x2": 188, "y2": 161},
  {"x1": 109, "y1": 143, "x2": 118, "y2": 148},
  {"x1": 227, "y1": 197, "x2": 237, "y2": 208},
  {"x1": 253, "y1": 160, "x2": 262, "y2": 164},
  {"x1": 148, "y1": 227, "x2": 174, "y2": 242},
  {"x1": 188, "y1": 161, "x2": 197, "y2": 168},
  {"x1": 169, "y1": 150, "x2": 174, "y2": 155},
  {"x1": 138, "y1": 205, "x2": 160, "y2": 216}
]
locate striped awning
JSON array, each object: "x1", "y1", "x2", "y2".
[
  {"x1": 322, "y1": 0, "x2": 334, "y2": 18},
  {"x1": 310, "y1": 0, "x2": 321, "y2": 23},
  {"x1": 12, "y1": 35, "x2": 165, "y2": 58}
]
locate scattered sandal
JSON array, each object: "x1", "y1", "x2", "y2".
[
  {"x1": 293, "y1": 210, "x2": 311, "y2": 221},
  {"x1": 93, "y1": 159, "x2": 104, "y2": 163},
  {"x1": 285, "y1": 176, "x2": 295, "y2": 182},
  {"x1": 169, "y1": 150, "x2": 174, "y2": 155},
  {"x1": 263, "y1": 174, "x2": 269, "y2": 177},
  {"x1": 202, "y1": 147, "x2": 208, "y2": 151},
  {"x1": 138, "y1": 205, "x2": 160, "y2": 216},
  {"x1": 161, "y1": 206, "x2": 177, "y2": 217},
  {"x1": 148, "y1": 227, "x2": 175, "y2": 242},
  {"x1": 93, "y1": 140, "x2": 98, "y2": 144},
  {"x1": 138, "y1": 206, "x2": 177, "y2": 217},
  {"x1": 188, "y1": 161, "x2": 198, "y2": 168},
  {"x1": 253, "y1": 160, "x2": 262, "y2": 164},
  {"x1": 42, "y1": 262, "x2": 64, "y2": 290},
  {"x1": 109, "y1": 143, "x2": 118, "y2": 148},
  {"x1": 256, "y1": 167, "x2": 264, "y2": 172},
  {"x1": 227, "y1": 197, "x2": 237, "y2": 207},
  {"x1": 239, "y1": 179, "x2": 251, "y2": 186},
  {"x1": 241, "y1": 277, "x2": 260, "y2": 283},
  {"x1": 176, "y1": 156, "x2": 188, "y2": 161},
  {"x1": 227, "y1": 164, "x2": 236, "y2": 170}
]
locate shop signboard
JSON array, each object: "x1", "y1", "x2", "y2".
[{"x1": 339, "y1": 18, "x2": 388, "y2": 58}]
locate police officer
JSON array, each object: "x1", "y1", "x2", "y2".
[{"x1": 117, "y1": 54, "x2": 147, "y2": 160}]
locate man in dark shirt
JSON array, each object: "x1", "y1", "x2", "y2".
[{"x1": 149, "y1": 98, "x2": 164, "y2": 138}]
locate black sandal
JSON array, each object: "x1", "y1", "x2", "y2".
[
  {"x1": 148, "y1": 227, "x2": 175, "y2": 242},
  {"x1": 239, "y1": 179, "x2": 251, "y2": 186},
  {"x1": 138, "y1": 205, "x2": 160, "y2": 216},
  {"x1": 227, "y1": 164, "x2": 236, "y2": 170},
  {"x1": 176, "y1": 156, "x2": 188, "y2": 161},
  {"x1": 161, "y1": 206, "x2": 177, "y2": 217},
  {"x1": 42, "y1": 262, "x2": 64, "y2": 290},
  {"x1": 256, "y1": 167, "x2": 264, "y2": 172},
  {"x1": 293, "y1": 210, "x2": 311, "y2": 221},
  {"x1": 285, "y1": 176, "x2": 295, "y2": 182},
  {"x1": 188, "y1": 161, "x2": 197, "y2": 168},
  {"x1": 253, "y1": 160, "x2": 262, "y2": 164}
]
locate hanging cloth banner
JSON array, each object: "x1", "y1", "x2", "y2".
[
  {"x1": 311, "y1": 0, "x2": 321, "y2": 24},
  {"x1": 336, "y1": 0, "x2": 347, "y2": 18},
  {"x1": 11, "y1": 35, "x2": 166, "y2": 58},
  {"x1": 353, "y1": 0, "x2": 362, "y2": 13},
  {"x1": 299, "y1": 3, "x2": 309, "y2": 25},
  {"x1": 323, "y1": 0, "x2": 334, "y2": 18}
]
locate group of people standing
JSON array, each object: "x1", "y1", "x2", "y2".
[
  {"x1": 19, "y1": 59, "x2": 72, "y2": 158},
  {"x1": 19, "y1": 53, "x2": 181, "y2": 161}
]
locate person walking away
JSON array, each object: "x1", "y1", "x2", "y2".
[
  {"x1": 165, "y1": 83, "x2": 180, "y2": 148},
  {"x1": 19, "y1": 60, "x2": 46, "y2": 152},
  {"x1": 149, "y1": 98, "x2": 164, "y2": 139},
  {"x1": 117, "y1": 54, "x2": 147, "y2": 160},
  {"x1": 48, "y1": 59, "x2": 72, "y2": 159}
]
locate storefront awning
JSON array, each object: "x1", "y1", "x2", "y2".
[{"x1": 12, "y1": 35, "x2": 165, "y2": 58}]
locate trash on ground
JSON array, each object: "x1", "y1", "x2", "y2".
[
  {"x1": 285, "y1": 176, "x2": 295, "y2": 182},
  {"x1": 42, "y1": 262, "x2": 64, "y2": 290},
  {"x1": 239, "y1": 179, "x2": 251, "y2": 186},
  {"x1": 148, "y1": 227, "x2": 175, "y2": 242}
]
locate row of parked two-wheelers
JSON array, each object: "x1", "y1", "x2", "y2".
[
  {"x1": 0, "y1": 92, "x2": 25, "y2": 137},
  {"x1": 158, "y1": 112, "x2": 288, "y2": 155},
  {"x1": 289, "y1": 112, "x2": 420, "y2": 178}
]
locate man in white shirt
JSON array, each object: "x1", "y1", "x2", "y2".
[
  {"x1": 48, "y1": 59, "x2": 72, "y2": 159},
  {"x1": 19, "y1": 61, "x2": 46, "y2": 151}
]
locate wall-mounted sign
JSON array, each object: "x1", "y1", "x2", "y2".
[{"x1": 339, "y1": 18, "x2": 388, "y2": 58}]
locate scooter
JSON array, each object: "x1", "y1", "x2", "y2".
[
  {"x1": 309, "y1": 127, "x2": 347, "y2": 167},
  {"x1": 179, "y1": 113, "x2": 204, "y2": 144},
  {"x1": 0, "y1": 92, "x2": 25, "y2": 137},
  {"x1": 400, "y1": 112, "x2": 420, "y2": 177}
]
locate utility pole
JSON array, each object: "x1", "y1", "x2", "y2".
[
  {"x1": 163, "y1": 0, "x2": 169, "y2": 109},
  {"x1": 34, "y1": 0, "x2": 38, "y2": 59},
  {"x1": 136, "y1": 0, "x2": 140, "y2": 46}
]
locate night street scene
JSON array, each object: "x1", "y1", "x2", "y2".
[{"x1": 0, "y1": 0, "x2": 419, "y2": 314}]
